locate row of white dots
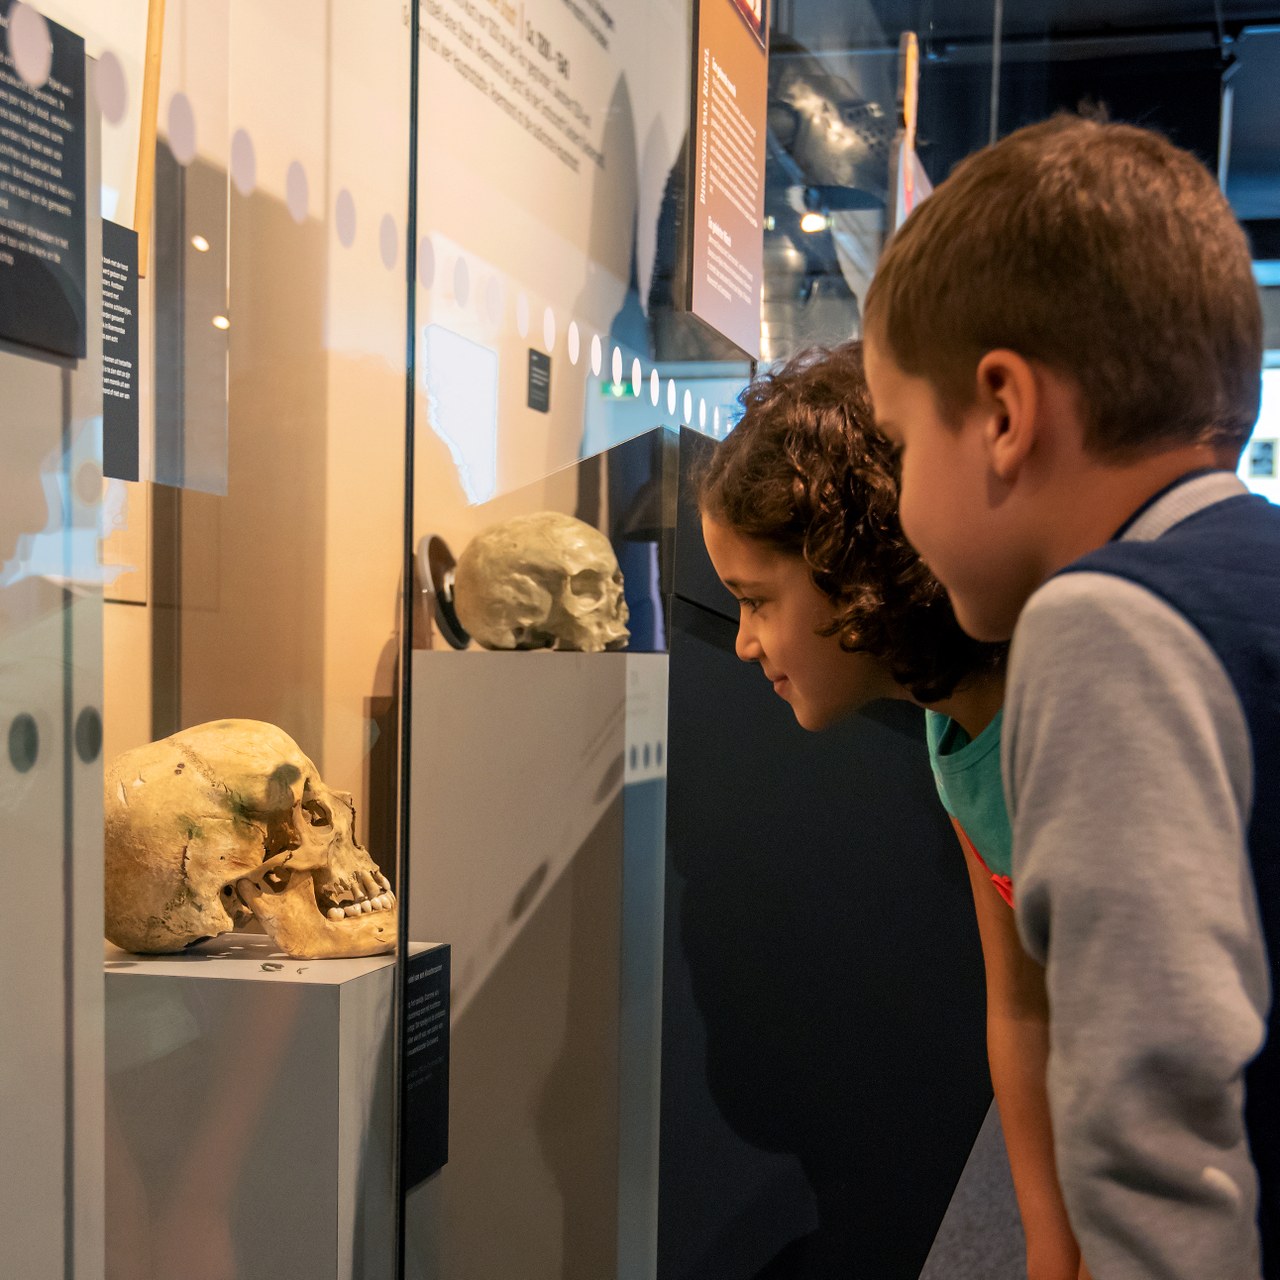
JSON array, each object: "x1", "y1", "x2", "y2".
[{"x1": 93, "y1": 45, "x2": 735, "y2": 437}]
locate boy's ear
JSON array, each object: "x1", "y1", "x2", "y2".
[{"x1": 973, "y1": 349, "x2": 1038, "y2": 483}]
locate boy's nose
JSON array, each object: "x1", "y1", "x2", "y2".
[{"x1": 735, "y1": 622, "x2": 761, "y2": 664}]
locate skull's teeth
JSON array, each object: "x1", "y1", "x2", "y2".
[{"x1": 325, "y1": 894, "x2": 397, "y2": 919}]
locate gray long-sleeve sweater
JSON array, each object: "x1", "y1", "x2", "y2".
[{"x1": 1004, "y1": 472, "x2": 1275, "y2": 1279}]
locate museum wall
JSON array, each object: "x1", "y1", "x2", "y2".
[
  {"x1": 85, "y1": 1, "x2": 412, "y2": 850},
  {"x1": 409, "y1": 0, "x2": 702, "y2": 564}
]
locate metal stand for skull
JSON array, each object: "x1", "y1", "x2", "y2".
[{"x1": 417, "y1": 534, "x2": 471, "y2": 650}]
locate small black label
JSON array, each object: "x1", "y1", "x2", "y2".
[
  {"x1": 0, "y1": 1, "x2": 87, "y2": 358},
  {"x1": 527, "y1": 348, "x2": 551, "y2": 413},
  {"x1": 400, "y1": 944, "x2": 450, "y2": 1189},
  {"x1": 102, "y1": 220, "x2": 138, "y2": 480}
]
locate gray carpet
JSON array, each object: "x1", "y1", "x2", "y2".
[{"x1": 918, "y1": 1103, "x2": 1027, "y2": 1280}]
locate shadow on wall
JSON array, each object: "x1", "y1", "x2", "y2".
[
  {"x1": 659, "y1": 599, "x2": 994, "y2": 1280},
  {"x1": 404, "y1": 796, "x2": 624, "y2": 1280},
  {"x1": 147, "y1": 159, "x2": 405, "y2": 850},
  {"x1": 159, "y1": 167, "x2": 327, "y2": 747}
]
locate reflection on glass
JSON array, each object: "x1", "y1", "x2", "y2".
[
  {"x1": 98, "y1": 1, "x2": 413, "y2": 1277},
  {"x1": 1, "y1": 187, "x2": 105, "y2": 1276}
]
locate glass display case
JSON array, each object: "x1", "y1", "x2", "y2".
[
  {"x1": 2, "y1": 1, "x2": 424, "y2": 1276},
  {"x1": 5, "y1": 0, "x2": 1272, "y2": 1276}
]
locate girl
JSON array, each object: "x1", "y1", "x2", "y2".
[{"x1": 698, "y1": 339, "x2": 1090, "y2": 1280}]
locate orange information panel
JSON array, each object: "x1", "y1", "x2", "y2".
[{"x1": 688, "y1": 0, "x2": 768, "y2": 358}]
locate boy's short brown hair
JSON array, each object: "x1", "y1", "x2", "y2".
[
  {"x1": 698, "y1": 340, "x2": 1004, "y2": 703},
  {"x1": 864, "y1": 114, "x2": 1263, "y2": 456}
]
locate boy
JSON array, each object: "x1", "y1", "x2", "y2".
[{"x1": 863, "y1": 114, "x2": 1277, "y2": 1280}]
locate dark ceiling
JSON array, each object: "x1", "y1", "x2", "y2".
[
  {"x1": 789, "y1": 0, "x2": 1280, "y2": 46},
  {"x1": 747, "y1": 0, "x2": 1280, "y2": 359},
  {"x1": 777, "y1": 0, "x2": 1280, "y2": 244}
]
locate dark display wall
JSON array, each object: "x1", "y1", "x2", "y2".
[{"x1": 658, "y1": 431, "x2": 996, "y2": 1279}]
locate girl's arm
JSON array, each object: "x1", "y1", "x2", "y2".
[{"x1": 959, "y1": 826, "x2": 1089, "y2": 1280}]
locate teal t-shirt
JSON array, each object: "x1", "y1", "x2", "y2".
[{"x1": 924, "y1": 707, "x2": 1013, "y2": 882}]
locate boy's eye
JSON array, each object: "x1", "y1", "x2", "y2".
[{"x1": 736, "y1": 596, "x2": 762, "y2": 613}]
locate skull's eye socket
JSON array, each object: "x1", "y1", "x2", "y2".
[
  {"x1": 570, "y1": 569, "x2": 604, "y2": 599},
  {"x1": 302, "y1": 798, "x2": 332, "y2": 828}
]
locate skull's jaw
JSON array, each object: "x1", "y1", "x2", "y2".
[{"x1": 237, "y1": 871, "x2": 396, "y2": 959}]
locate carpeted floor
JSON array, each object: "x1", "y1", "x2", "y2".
[{"x1": 919, "y1": 1103, "x2": 1027, "y2": 1280}]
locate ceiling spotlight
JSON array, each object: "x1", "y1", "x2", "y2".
[
  {"x1": 211, "y1": 314, "x2": 230, "y2": 330},
  {"x1": 799, "y1": 211, "x2": 828, "y2": 234},
  {"x1": 191, "y1": 234, "x2": 210, "y2": 252}
]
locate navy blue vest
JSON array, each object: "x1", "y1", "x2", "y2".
[{"x1": 1066, "y1": 491, "x2": 1280, "y2": 1271}]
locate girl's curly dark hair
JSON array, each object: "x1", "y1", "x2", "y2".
[{"x1": 698, "y1": 340, "x2": 1004, "y2": 703}]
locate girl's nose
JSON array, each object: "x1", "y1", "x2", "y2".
[{"x1": 735, "y1": 620, "x2": 761, "y2": 664}]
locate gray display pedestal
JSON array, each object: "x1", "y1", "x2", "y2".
[
  {"x1": 104, "y1": 935, "x2": 423, "y2": 1280},
  {"x1": 404, "y1": 650, "x2": 668, "y2": 1280}
]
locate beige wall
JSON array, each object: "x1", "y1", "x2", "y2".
[{"x1": 96, "y1": 0, "x2": 412, "y2": 855}]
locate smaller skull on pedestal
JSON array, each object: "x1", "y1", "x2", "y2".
[{"x1": 452, "y1": 512, "x2": 629, "y2": 652}]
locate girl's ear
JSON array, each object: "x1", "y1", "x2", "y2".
[{"x1": 973, "y1": 349, "x2": 1038, "y2": 483}]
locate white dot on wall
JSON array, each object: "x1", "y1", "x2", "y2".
[
  {"x1": 453, "y1": 256, "x2": 470, "y2": 306},
  {"x1": 97, "y1": 49, "x2": 127, "y2": 125},
  {"x1": 230, "y1": 128, "x2": 256, "y2": 196},
  {"x1": 590, "y1": 333, "x2": 602, "y2": 377},
  {"x1": 379, "y1": 214, "x2": 398, "y2": 270},
  {"x1": 516, "y1": 293, "x2": 530, "y2": 338},
  {"x1": 10, "y1": 3, "x2": 52, "y2": 90},
  {"x1": 485, "y1": 274, "x2": 505, "y2": 325},
  {"x1": 335, "y1": 188, "x2": 356, "y2": 247},
  {"x1": 611, "y1": 346, "x2": 623, "y2": 386},
  {"x1": 631, "y1": 358, "x2": 642, "y2": 397},
  {"x1": 650, "y1": 367, "x2": 659, "y2": 406},
  {"x1": 543, "y1": 306, "x2": 556, "y2": 352},
  {"x1": 667, "y1": 379, "x2": 676, "y2": 415},
  {"x1": 286, "y1": 161, "x2": 309, "y2": 223},
  {"x1": 167, "y1": 92, "x2": 197, "y2": 167},
  {"x1": 418, "y1": 236, "x2": 435, "y2": 290},
  {"x1": 568, "y1": 321, "x2": 580, "y2": 365},
  {"x1": 683, "y1": 389, "x2": 693, "y2": 424}
]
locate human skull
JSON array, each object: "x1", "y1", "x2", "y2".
[
  {"x1": 104, "y1": 720, "x2": 396, "y2": 959},
  {"x1": 452, "y1": 512, "x2": 629, "y2": 652}
]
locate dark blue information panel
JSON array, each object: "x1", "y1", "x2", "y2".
[
  {"x1": 102, "y1": 220, "x2": 138, "y2": 480},
  {"x1": 0, "y1": 1, "x2": 86, "y2": 358},
  {"x1": 527, "y1": 347, "x2": 551, "y2": 413},
  {"x1": 400, "y1": 942, "x2": 450, "y2": 1190}
]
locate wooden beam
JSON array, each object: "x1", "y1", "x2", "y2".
[{"x1": 133, "y1": 0, "x2": 166, "y2": 278}]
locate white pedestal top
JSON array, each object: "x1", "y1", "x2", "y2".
[{"x1": 105, "y1": 934, "x2": 433, "y2": 984}]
